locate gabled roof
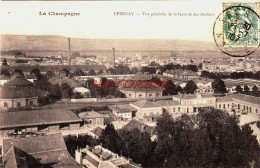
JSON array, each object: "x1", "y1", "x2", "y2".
[
  {"x1": 0, "y1": 86, "x2": 49, "y2": 99},
  {"x1": 154, "y1": 100, "x2": 180, "y2": 106},
  {"x1": 78, "y1": 111, "x2": 104, "y2": 119},
  {"x1": 91, "y1": 127, "x2": 104, "y2": 137},
  {"x1": 4, "y1": 76, "x2": 32, "y2": 87},
  {"x1": 123, "y1": 119, "x2": 154, "y2": 135},
  {"x1": 0, "y1": 109, "x2": 82, "y2": 129},
  {"x1": 131, "y1": 100, "x2": 161, "y2": 109},
  {"x1": 172, "y1": 94, "x2": 215, "y2": 100},
  {"x1": 216, "y1": 97, "x2": 234, "y2": 103},
  {"x1": 228, "y1": 93, "x2": 260, "y2": 105},
  {"x1": 108, "y1": 104, "x2": 137, "y2": 113},
  {"x1": 3, "y1": 133, "x2": 81, "y2": 168}
]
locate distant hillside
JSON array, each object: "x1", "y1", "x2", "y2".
[{"x1": 1, "y1": 35, "x2": 218, "y2": 51}]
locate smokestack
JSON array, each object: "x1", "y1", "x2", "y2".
[
  {"x1": 112, "y1": 48, "x2": 115, "y2": 69},
  {"x1": 68, "y1": 38, "x2": 71, "y2": 70}
]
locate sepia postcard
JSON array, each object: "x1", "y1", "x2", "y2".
[{"x1": 0, "y1": 1, "x2": 259, "y2": 168}]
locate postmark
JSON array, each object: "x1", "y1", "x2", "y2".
[{"x1": 213, "y1": 2, "x2": 260, "y2": 57}]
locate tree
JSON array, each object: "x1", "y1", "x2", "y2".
[
  {"x1": 97, "y1": 69, "x2": 104, "y2": 75},
  {"x1": 73, "y1": 68, "x2": 85, "y2": 76},
  {"x1": 13, "y1": 69, "x2": 24, "y2": 76},
  {"x1": 198, "y1": 63, "x2": 203, "y2": 70},
  {"x1": 212, "y1": 78, "x2": 227, "y2": 93},
  {"x1": 155, "y1": 109, "x2": 260, "y2": 168},
  {"x1": 62, "y1": 68, "x2": 70, "y2": 76},
  {"x1": 162, "y1": 80, "x2": 178, "y2": 96},
  {"x1": 183, "y1": 80, "x2": 198, "y2": 94},
  {"x1": 88, "y1": 69, "x2": 96, "y2": 76},
  {"x1": 235, "y1": 85, "x2": 243, "y2": 93},
  {"x1": 2, "y1": 58, "x2": 8, "y2": 66},
  {"x1": 30, "y1": 68, "x2": 41, "y2": 79},
  {"x1": 244, "y1": 85, "x2": 250, "y2": 92},
  {"x1": 60, "y1": 83, "x2": 72, "y2": 99},
  {"x1": 99, "y1": 123, "x2": 122, "y2": 154},
  {"x1": 1, "y1": 69, "x2": 10, "y2": 76},
  {"x1": 118, "y1": 128, "x2": 155, "y2": 167},
  {"x1": 252, "y1": 85, "x2": 258, "y2": 92},
  {"x1": 131, "y1": 67, "x2": 139, "y2": 74},
  {"x1": 46, "y1": 70, "x2": 55, "y2": 80}
]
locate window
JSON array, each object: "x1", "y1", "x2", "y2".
[
  {"x1": 238, "y1": 104, "x2": 240, "y2": 109},
  {"x1": 149, "y1": 94, "x2": 153, "y2": 98},
  {"x1": 228, "y1": 104, "x2": 230, "y2": 108},
  {"x1": 173, "y1": 108, "x2": 175, "y2": 112},
  {"x1": 29, "y1": 101, "x2": 33, "y2": 106},
  {"x1": 17, "y1": 102, "x2": 21, "y2": 108},
  {"x1": 4, "y1": 102, "x2": 8, "y2": 108},
  {"x1": 250, "y1": 107, "x2": 252, "y2": 113},
  {"x1": 88, "y1": 119, "x2": 93, "y2": 124},
  {"x1": 129, "y1": 94, "x2": 132, "y2": 98},
  {"x1": 256, "y1": 109, "x2": 258, "y2": 113},
  {"x1": 178, "y1": 107, "x2": 180, "y2": 112},
  {"x1": 219, "y1": 104, "x2": 221, "y2": 108},
  {"x1": 96, "y1": 118, "x2": 100, "y2": 124},
  {"x1": 223, "y1": 104, "x2": 225, "y2": 109},
  {"x1": 139, "y1": 94, "x2": 142, "y2": 98},
  {"x1": 187, "y1": 108, "x2": 189, "y2": 113}
]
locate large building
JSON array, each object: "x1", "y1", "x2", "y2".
[
  {"x1": 130, "y1": 100, "x2": 163, "y2": 123},
  {"x1": 108, "y1": 104, "x2": 137, "y2": 121},
  {"x1": 163, "y1": 69, "x2": 200, "y2": 81},
  {"x1": 0, "y1": 75, "x2": 49, "y2": 110},
  {"x1": 223, "y1": 78, "x2": 260, "y2": 93},
  {"x1": 0, "y1": 109, "x2": 82, "y2": 136},
  {"x1": 172, "y1": 93, "x2": 216, "y2": 113},
  {"x1": 1, "y1": 133, "x2": 81, "y2": 168}
]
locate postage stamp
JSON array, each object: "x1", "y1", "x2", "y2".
[{"x1": 223, "y1": 3, "x2": 259, "y2": 47}]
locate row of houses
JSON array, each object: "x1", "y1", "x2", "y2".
[{"x1": 108, "y1": 93, "x2": 260, "y2": 123}]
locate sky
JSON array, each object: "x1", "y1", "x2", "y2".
[{"x1": 0, "y1": 1, "x2": 257, "y2": 42}]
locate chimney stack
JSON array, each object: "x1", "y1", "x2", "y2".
[
  {"x1": 112, "y1": 48, "x2": 115, "y2": 69},
  {"x1": 68, "y1": 38, "x2": 71, "y2": 70}
]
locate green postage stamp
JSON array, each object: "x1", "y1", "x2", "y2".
[{"x1": 223, "y1": 3, "x2": 259, "y2": 47}]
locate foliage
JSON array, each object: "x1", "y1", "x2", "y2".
[
  {"x1": 235, "y1": 85, "x2": 243, "y2": 93},
  {"x1": 99, "y1": 123, "x2": 122, "y2": 154},
  {"x1": 88, "y1": 69, "x2": 96, "y2": 76},
  {"x1": 162, "y1": 80, "x2": 179, "y2": 96},
  {"x1": 64, "y1": 134, "x2": 100, "y2": 158},
  {"x1": 154, "y1": 109, "x2": 260, "y2": 168},
  {"x1": 97, "y1": 69, "x2": 104, "y2": 75},
  {"x1": 30, "y1": 68, "x2": 41, "y2": 79},
  {"x1": 183, "y1": 80, "x2": 198, "y2": 94},
  {"x1": 244, "y1": 85, "x2": 250, "y2": 92},
  {"x1": 212, "y1": 78, "x2": 227, "y2": 93},
  {"x1": 60, "y1": 83, "x2": 73, "y2": 99},
  {"x1": 2, "y1": 58, "x2": 8, "y2": 66},
  {"x1": 1, "y1": 69, "x2": 10, "y2": 76},
  {"x1": 73, "y1": 68, "x2": 85, "y2": 76},
  {"x1": 13, "y1": 69, "x2": 24, "y2": 76}
]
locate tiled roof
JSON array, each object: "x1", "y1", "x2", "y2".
[
  {"x1": 108, "y1": 104, "x2": 137, "y2": 113},
  {"x1": 4, "y1": 76, "x2": 32, "y2": 87},
  {"x1": 173, "y1": 94, "x2": 215, "y2": 100},
  {"x1": 3, "y1": 133, "x2": 81, "y2": 167},
  {"x1": 228, "y1": 93, "x2": 260, "y2": 105},
  {"x1": 155, "y1": 100, "x2": 180, "y2": 106},
  {"x1": 78, "y1": 111, "x2": 104, "y2": 119},
  {"x1": 84, "y1": 155, "x2": 99, "y2": 167},
  {"x1": 216, "y1": 97, "x2": 234, "y2": 103},
  {"x1": 91, "y1": 127, "x2": 104, "y2": 137},
  {"x1": 131, "y1": 100, "x2": 160, "y2": 109},
  {"x1": 0, "y1": 86, "x2": 48, "y2": 99},
  {"x1": 123, "y1": 119, "x2": 154, "y2": 135},
  {"x1": 0, "y1": 109, "x2": 82, "y2": 129}
]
